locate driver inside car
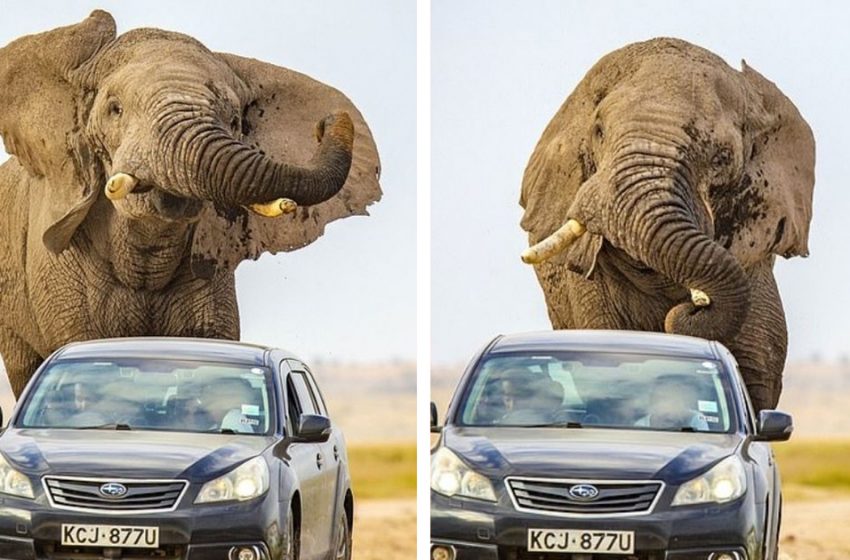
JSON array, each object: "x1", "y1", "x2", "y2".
[
  {"x1": 635, "y1": 375, "x2": 709, "y2": 431},
  {"x1": 201, "y1": 379, "x2": 259, "y2": 433}
]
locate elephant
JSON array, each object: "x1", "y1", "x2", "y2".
[
  {"x1": 0, "y1": 11, "x2": 380, "y2": 396},
  {"x1": 519, "y1": 38, "x2": 814, "y2": 412}
]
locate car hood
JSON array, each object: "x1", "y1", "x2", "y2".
[
  {"x1": 0, "y1": 428, "x2": 276, "y2": 482},
  {"x1": 443, "y1": 426, "x2": 743, "y2": 484}
]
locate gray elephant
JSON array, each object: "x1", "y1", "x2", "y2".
[
  {"x1": 0, "y1": 11, "x2": 380, "y2": 395},
  {"x1": 520, "y1": 38, "x2": 814, "y2": 412}
]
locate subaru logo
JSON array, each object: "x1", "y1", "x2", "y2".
[
  {"x1": 99, "y1": 482, "x2": 128, "y2": 498},
  {"x1": 568, "y1": 484, "x2": 599, "y2": 501}
]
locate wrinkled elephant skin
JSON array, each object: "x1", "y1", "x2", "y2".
[
  {"x1": 520, "y1": 38, "x2": 815, "y2": 411},
  {"x1": 0, "y1": 11, "x2": 381, "y2": 395}
]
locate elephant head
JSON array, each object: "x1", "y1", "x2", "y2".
[
  {"x1": 520, "y1": 38, "x2": 814, "y2": 342},
  {"x1": 0, "y1": 10, "x2": 380, "y2": 273}
]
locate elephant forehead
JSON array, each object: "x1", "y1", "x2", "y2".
[
  {"x1": 619, "y1": 59, "x2": 741, "y2": 116},
  {"x1": 97, "y1": 37, "x2": 245, "y2": 95}
]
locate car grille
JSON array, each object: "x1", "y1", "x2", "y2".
[
  {"x1": 44, "y1": 477, "x2": 188, "y2": 513},
  {"x1": 506, "y1": 477, "x2": 663, "y2": 516}
]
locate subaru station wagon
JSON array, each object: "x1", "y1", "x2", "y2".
[
  {"x1": 431, "y1": 330, "x2": 792, "y2": 560},
  {"x1": 0, "y1": 337, "x2": 352, "y2": 560}
]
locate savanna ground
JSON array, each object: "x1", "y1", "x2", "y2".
[
  {"x1": 774, "y1": 440, "x2": 850, "y2": 559},
  {"x1": 348, "y1": 444, "x2": 416, "y2": 559}
]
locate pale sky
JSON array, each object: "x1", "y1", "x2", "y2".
[
  {"x1": 0, "y1": 1, "x2": 416, "y2": 366},
  {"x1": 433, "y1": 0, "x2": 849, "y2": 364}
]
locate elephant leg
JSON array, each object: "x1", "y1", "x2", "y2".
[
  {"x1": 0, "y1": 327, "x2": 44, "y2": 398},
  {"x1": 723, "y1": 260, "x2": 787, "y2": 412},
  {"x1": 538, "y1": 258, "x2": 671, "y2": 331},
  {"x1": 537, "y1": 263, "x2": 621, "y2": 329},
  {"x1": 158, "y1": 272, "x2": 240, "y2": 340}
]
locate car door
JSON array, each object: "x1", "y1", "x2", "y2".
[
  {"x1": 280, "y1": 362, "x2": 325, "y2": 560},
  {"x1": 301, "y1": 364, "x2": 343, "y2": 515},
  {"x1": 286, "y1": 363, "x2": 337, "y2": 556}
]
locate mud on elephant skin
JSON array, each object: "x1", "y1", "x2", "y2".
[
  {"x1": 0, "y1": 11, "x2": 381, "y2": 395},
  {"x1": 520, "y1": 38, "x2": 814, "y2": 411}
]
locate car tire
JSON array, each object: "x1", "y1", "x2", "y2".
[
  {"x1": 334, "y1": 508, "x2": 352, "y2": 560},
  {"x1": 282, "y1": 511, "x2": 300, "y2": 560}
]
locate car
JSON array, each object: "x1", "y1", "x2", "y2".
[
  {"x1": 430, "y1": 330, "x2": 793, "y2": 560},
  {"x1": 0, "y1": 337, "x2": 353, "y2": 560}
]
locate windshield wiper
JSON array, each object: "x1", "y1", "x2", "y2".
[
  {"x1": 521, "y1": 421, "x2": 584, "y2": 429},
  {"x1": 78, "y1": 423, "x2": 132, "y2": 431}
]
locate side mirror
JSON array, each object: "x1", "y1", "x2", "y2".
[
  {"x1": 430, "y1": 402, "x2": 442, "y2": 433},
  {"x1": 294, "y1": 414, "x2": 331, "y2": 443},
  {"x1": 753, "y1": 410, "x2": 793, "y2": 442}
]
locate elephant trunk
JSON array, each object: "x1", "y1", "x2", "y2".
[
  {"x1": 150, "y1": 101, "x2": 354, "y2": 208},
  {"x1": 605, "y1": 140, "x2": 751, "y2": 341}
]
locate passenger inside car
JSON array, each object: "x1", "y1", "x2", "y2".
[{"x1": 499, "y1": 370, "x2": 565, "y2": 425}]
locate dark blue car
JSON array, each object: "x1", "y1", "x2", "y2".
[
  {"x1": 431, "y1": 330, "x2": 792, "y2": 560},
  {"x1": 0, "y1": 337, "x2": 352, "y2": 560}
]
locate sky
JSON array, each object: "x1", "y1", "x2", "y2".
[
  {"x1": 0, "y1": 1, "x2": 416, "y2": 366},
  {"x1": 433, "y1": 0, "x2": 850, "y2": 364}
]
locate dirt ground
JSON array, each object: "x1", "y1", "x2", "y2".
[
  {"x1": 350, "y1": 497, "x2": 850, "y2": 559},
  {"x1": 353, "y1": 499, "x2": 416, "y2": 559},
  {"x1": 780, "y1": 497, "x2": 850, "y2": 560}
]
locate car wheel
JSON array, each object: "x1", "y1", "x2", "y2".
[
  {"x1": 282, "y1": 511, "x2": 299, "y2": 560},
  {"x1": 334, "y1": 508, "x2": 352, "y2": 560}
]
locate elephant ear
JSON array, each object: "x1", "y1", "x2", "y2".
[
  {"x1": 519, "y1": 78, "x2": 604, "y2": 278},
  {"x1": 724, "y1": 62, "x2": 815, "y2": 266},
  {"x1": 190, "y1": 54, "x2": 382, "y2": 276},
  {"x1": 0, "y1": 11, "x2": 116, "y2": 253}
]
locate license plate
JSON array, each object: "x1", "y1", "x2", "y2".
[
  {"x1": 61, "y1": 524, "x2": 159, "y2": 549},
  {"x1": 528, "y1": 528, "x2": 634, "y2": 554}
]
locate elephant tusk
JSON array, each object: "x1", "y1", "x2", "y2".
[
  {"x1": 104, "y1": 173, "x2": 139, "y2": 200},
  {"x1": 247, "y1": 198, "x2": 298, "y2": 218},
  {"x1": 690, "y1": 288, "x2": 711, "y2": 307},
  {"x1": 521, "y1": 219, "x2": 587, "y2": 264}
]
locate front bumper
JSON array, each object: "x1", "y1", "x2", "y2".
[
  {"x1": 431, "y1": 491, "x2": 760, "y2": 560},
  {"x1": 0, "y1": 491, "x2": 282, "y2": 560}
]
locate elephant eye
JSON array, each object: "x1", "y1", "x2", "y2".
[
  {"x1": 107, "y1": 100, "x2": 123, "y2": 117},
  {"x1": 593, "y1": 122, "x2": 604, "y2": 141},
  {"x1": 711, "y1": 147, "x2": 732, "y2": 167},
  {"x1": 229, "y1": 115, "x2": 241, "y2": 135}
]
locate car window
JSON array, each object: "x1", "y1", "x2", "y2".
[
  {"x1": 456, "y1": 352, "x2": 737, "y2": 433},
  {"x1": 286, "y1": 375, "x2": 302, "y2": 432},
  {"x1": 17, "y1": 359, "x2": 273, "y2": 435},
  {"x1": 302, "y1": 367, "x2": 329, "y2": 416},
  {"x1": 290, "y1": 372, "x2": 319, "y2": 416}
]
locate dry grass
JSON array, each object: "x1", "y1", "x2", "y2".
[
  {"x1": 774, "y1": 438, "x2": 850, "y2": 498},
  {"x1": 345, "y1": 443, "x2": 417, "y2": 557},
  {"x1": 348, "y1": 442, "x2": 416, "y2": 500}
]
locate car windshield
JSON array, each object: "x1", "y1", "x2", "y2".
[
  {"x1": 17, "y1": 359, "x2": 274, "y2": 435},
  {"x1": 456, "y1": 352, "x2": 737, "y2": 433}
]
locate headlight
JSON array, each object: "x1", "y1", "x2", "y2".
[
  {"x1": 195, "y1": 456, "x2": 269, "y2": 504},
  {"x1": 430, "y1": 447, "x2": 496, "y2": 502},
  {"x1": 0, "y1": 454, "x2": 33, "y2": 499},
  {"x1": 672, "y1": 455, "x2": 747, "y2": 506}
]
